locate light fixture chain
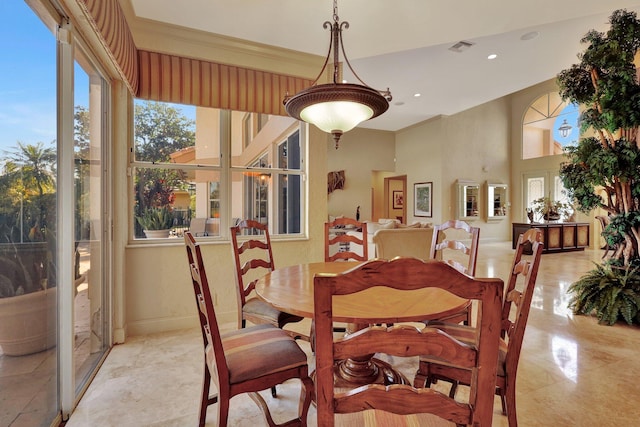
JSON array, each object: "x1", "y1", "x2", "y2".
[
  {"x1": 333, "y1": 0, "x2": 339, "y2": 23},
  {"x1": 333, "y1": 21, "x2": 340, "y2": 83}
]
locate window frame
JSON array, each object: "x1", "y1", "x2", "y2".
[{"x1": 129, "y1": 104, "x2": 306, "y2": 243}]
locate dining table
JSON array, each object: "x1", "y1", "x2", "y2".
[{"x1": 255, "y1": 261, "x2": 471, "y2": 387}]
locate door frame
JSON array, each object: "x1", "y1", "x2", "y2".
[{"x1": 383, "y1": 175, "x2": 407, "y2": 223}]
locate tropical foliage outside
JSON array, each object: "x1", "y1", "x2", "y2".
[{"x1": 133, "y1": 101, "x2": 196, "y2": 238}]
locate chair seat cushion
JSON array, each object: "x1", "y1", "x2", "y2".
[
  {"x1": 222, "y1": 324, "x2": 308, "y2": 384},
  {"x1": 243, "y1": 297, "x2": 304, "y2": 327},
  {"x1": 419, "y1": 323, "x2": 508, "y2": 376}
]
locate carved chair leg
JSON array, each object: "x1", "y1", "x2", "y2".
[
  {"x1": 500, "y1": 389, "x2": 508, "y2": 415},
  {"x1": 505, "y1": 381, "x2": 518, "y2": 427},
  {"x1": 217, "y1": 392, "x2": 231, "y2": 427},
  {"x1": 298, "y1": 376, "x2": 314, "y2": 426},
  {"x1": 200, "y1": 364, "x2": 218, "y2": 426}
]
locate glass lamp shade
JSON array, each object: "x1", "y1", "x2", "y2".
[
  {"x1": 300, "y1": 101, "x2": 373, "y2": 134},
  {"x1": 285, "y1": 83, "x2": 389, "y2": 147}
]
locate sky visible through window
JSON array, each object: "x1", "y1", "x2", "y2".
[
  {"x1": 0, "y1": 1, "x2": 96, "y2": 170},
  {"x1": 1, "y1": 1, "x2": 58, "y2": 162}
]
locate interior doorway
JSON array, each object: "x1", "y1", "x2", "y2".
[{"x1": 384, "y1": 175, "x2": 407, "y2": 223}]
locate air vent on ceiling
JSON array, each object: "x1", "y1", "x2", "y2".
[{"x1": 448, "y1": 40, "x2": 475, "y2": 53}]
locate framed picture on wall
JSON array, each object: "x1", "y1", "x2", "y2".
[
  {"x1": 392, "y1": 191, "x2": 403, "y2": 209},
  {"x1": 414, "y1": 182, "x2": 433, "y2": 217}
]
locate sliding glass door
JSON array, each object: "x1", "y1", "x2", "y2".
[
  {"x1": 0, "y1": 2, "x2": 111, "y2": 425},
  {"x1": 71, "y1": 43, "x2": 110, "y2": 403}
]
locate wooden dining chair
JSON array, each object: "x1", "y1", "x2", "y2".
[
  {"x1": 415, "y1": 229, "x2": 544, "y2": 427},
  {"x1": 428, "y1": 219, "x2": 480, "y2": 325},
  {"x1": 324, "y1": 217, "x2": 368, "y2": 262},
  {"x1": 314, "y1": 258, "x2": 503, "y2": 426},
  {"x1": 184, "y1": 232, "x2": 313, "y2": 427},
  {"x1": 231, "y1": 219, "x2": 307, "y2": 340}
]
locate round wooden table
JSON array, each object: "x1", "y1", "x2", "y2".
[{"x1": 255, "y1": 261, "x2": 471, "y2": 386}]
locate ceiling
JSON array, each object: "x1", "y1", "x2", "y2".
[{"x1": 128, "y1": 0, "x2": 640, "y2": 132}]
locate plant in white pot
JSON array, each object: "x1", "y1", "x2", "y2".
[
  {"x1": 0, "y1": 233, "x2": 57, "y2": 356},
  {"x1": 136, "y1": 206, "x2": 174, "y2": 238},
  {"x1": 0, "y1": 141, "x2": 59, "y2": 356}
]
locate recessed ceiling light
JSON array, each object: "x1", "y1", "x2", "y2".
[
  {"x1": 394, "y1": 101, "x2": 405, "y2": 106},
  {"x1": 521, "y1": 31, "x2": 540, "y2": 41},
  {"x1": 487, "y1": 54, "x2": 497, "y2": 60},
  {"x1": 414, "y1": 93, "x2": 421, "y2": 97}
]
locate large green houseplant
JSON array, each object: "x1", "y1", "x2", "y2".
[{"x1": 557, "y1": 9, "x2": 640, "y2": 325}]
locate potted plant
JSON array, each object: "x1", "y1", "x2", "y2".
[
  {"x1": 136, "y1": 206, "x2": 174, "y2": 238},
  {"x1": 0, "y1": 140, "x2": 61, "y2": 355},
  {"x1": 556, "y1": 9, "x2": 640, "y2": 324},
  {"x1": 0, "y1": 229, "x2": 57, "y2": 356},
  {"x1": 529, "y1": 197, "x2": 574, "y2": 223}
]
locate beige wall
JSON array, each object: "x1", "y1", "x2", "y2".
[
  {"x1": 326, "y1": 128, "x2": 396, "y2": 222},
  {"x1": 393, "y1": 98, "x2": 512, "y2": 241}
]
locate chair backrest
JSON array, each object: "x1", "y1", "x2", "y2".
[
  {"x1": 314, "y1": 258, "x2": 503, "y2": 426},
  {"x1": 324, "y1": 217, "x2": 368, "y2": 262},
  {"x1": 501, "y1": 229, "x2": 543, "y2": 376},
  {"x1": 230, "y1": 219, "x2": 275, "y2": 326},
  {"x1": 184, "y1": 232, "x2": 228, "y2": 383},
  {"x1": 429, "y1": 219, "x2": 480, "y2": 275}
]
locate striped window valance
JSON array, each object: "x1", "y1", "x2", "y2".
[
  {"x1": 137, "y1": 50, "x2": 314, "y2": 116},
  {"x1": 78, "y1": 0, "x2": 138, "y2": 94}
]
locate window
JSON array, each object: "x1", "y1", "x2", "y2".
[
  {"x1": 131, "y1": 102, "x2": 305, "y2": 240},
  {"x1": 246, "y1": 153, "x2": 269, "y2": 225},
  {"x1": 277, "y1": 132, "x2": 301, "y2": 234},
  {"x1": 522, "y1": 92, "x2": 579, "y2": 159}
]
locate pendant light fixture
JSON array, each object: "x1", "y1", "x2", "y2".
[
  {"x1": 283, "y1": 0, "x2": 392, "y2": 149},
  {"x1": 557, "y1": 119, "x2": 573, "y2": 138}
]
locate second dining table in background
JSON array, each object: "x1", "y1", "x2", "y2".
[{"x1": 255, "y1": 261, "x2": 471, "y2": 387}]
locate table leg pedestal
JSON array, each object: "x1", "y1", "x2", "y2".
[
  {"x1": 334, "y1": 356, "x2": 409, "y2": 387},
  {"x1": 333, "y1": 323, "x2": 408, "y2": 387}
]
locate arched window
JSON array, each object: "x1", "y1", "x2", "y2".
[{"x1": 522, "y1": 92, "x2": 579, "y2": 159}]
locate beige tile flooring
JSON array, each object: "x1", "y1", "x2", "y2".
[{"x1": 65, "y1": 243, "x2": 640, "y2": 426}]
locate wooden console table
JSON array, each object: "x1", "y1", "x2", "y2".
[{"x1": 512, "y1": 222, "x2": 589, "y2": 253}]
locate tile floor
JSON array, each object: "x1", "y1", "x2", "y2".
[
  {"x1": 65, "y1": 243, "x2": 640, "y2": 426},
  {"x1": 1, "y1": 284, "x2": 95, "y2": 427}
]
